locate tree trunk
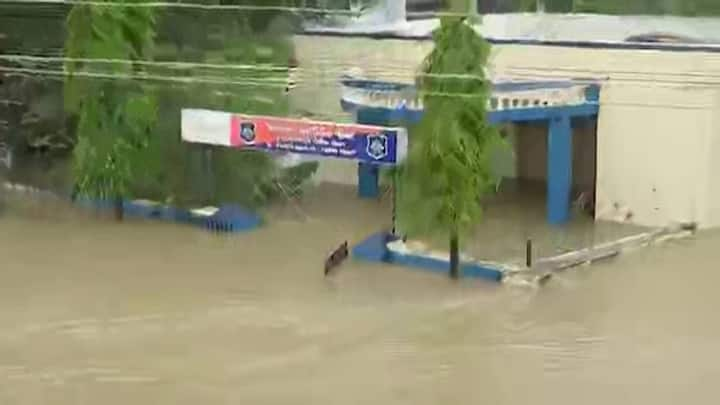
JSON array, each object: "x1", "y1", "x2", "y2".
[
  {"x1": 113, "y1": 196, "x2": 124, "y2": 221},
  {"x1": 449, "y1": 230, "x2": 460, "y2": 279}
]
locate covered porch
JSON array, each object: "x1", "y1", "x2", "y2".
[{"x1": 340, "y1": 77, "x2": 601, "y2": 225}]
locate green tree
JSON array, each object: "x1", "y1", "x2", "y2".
[
  {"x1": 63, "y1": 1, "x2": 324, "y2": 220},
  {"x1": 397, "y1": 0, "x2": 503, "y2": 278},
  {"x1": 65, "y1": 0, "x2": 158, "y2": 220},
  {"x1": 148, "y1": 1, "x2": 319, "y2": 210}
]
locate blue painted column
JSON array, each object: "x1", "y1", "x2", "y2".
[
  {"x1": 547, "y1": 115, "x2": 573, "y2": 225},
  {"x1": 358, "y1": 163, "x2": 380, "y2": 199},
  {"x1": 356, "y1": 108, "x2": 387, "y2": 199}
]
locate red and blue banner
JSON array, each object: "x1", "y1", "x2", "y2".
[
  {"x1": 229, "y1": 114, "x2": 407, "y2": 165},
  {"x1": 181, "y1": 109, "x2": 407, "y2": 165}
]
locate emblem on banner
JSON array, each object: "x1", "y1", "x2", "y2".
[
  {"x1": 366, "y1": 134, "x2": 388, "y2": 160},
  {"x1": 240, "y1": 122, "x2": 256, "y2": 143}
]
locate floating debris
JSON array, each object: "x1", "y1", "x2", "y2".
[{"x1": 325, "y1": 241, "x2": 349, "y2": 276}]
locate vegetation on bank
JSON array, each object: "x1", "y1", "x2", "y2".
[
  {"x1": 64, "y1": 1, "x2": 158, "y2": 218},
  {"x1": 1, "y1": 1, "x2": 346, "y2": 215}
]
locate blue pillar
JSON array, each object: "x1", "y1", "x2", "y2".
[
  {"x1": 547, "y1": 115, "x2": 572, "y2": 225},
  {"x1": 356, "y1": 108, "x2": 387, "y2": 199},
  {"x1": 358, "y1": 163, "x2": 380, "y2": 199}
]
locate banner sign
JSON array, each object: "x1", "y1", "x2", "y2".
[{"x1": 182, "y1": 109, "x2": 407, "y2": 165}]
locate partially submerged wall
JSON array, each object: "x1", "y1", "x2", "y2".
[
  {"x1": 292, "y1": 35, "x2": 720, "y2": 228},
  {"x1": 696, "y1": 90, "x2": 720, "y2": 228},
  {"x1": 594, "y1": 84, "x2": 716, "y2": 227}
]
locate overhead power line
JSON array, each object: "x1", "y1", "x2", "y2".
[
  {"x1": 2, "y1": 0, "x2": 360, "y2": 14},
  {"x1": 1, "y1": 65, "x2": 717, "y2": 111},
  {"x1": 1, "y1": 0, "x2": 472, "y2": 18},
  {"x1": 4, "y1": 53, "x2": 720, "y2": 84}
]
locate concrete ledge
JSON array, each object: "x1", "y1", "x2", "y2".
[
  {"x1": 352, "y1": 231, "x2": 505, "y2": 282},
  {"x1": 3, "y1": 181, "x2": 262, "y2": 233},
  {"x1": 86, "y1": 198, "x2": 262, "y2": 233},
  {"x1": 200, "y1": 204, "x2": 263, "y2": 232},
  {"x1": 17, "y1": 186, "x2": 265, "y2": 234}
]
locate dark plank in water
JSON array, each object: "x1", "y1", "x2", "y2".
[{"x1": 325, "y1": 241, "x2": 349, "y2": 276}]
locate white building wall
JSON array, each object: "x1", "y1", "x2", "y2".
[
  {"x1": 492, "y1": 45, "x2": 720, "y2": 228},
  {"x1": 593, "y1": 85, "x2": 715, "y2": 227},
  {"x1": 701, "y1": 92, "x2": 720, "y2": 227},
  {"x1": 291, "y1": 35, "x2": 720, "y2": 228}
]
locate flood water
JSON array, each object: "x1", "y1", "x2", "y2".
[{"x1": 1, "y1": 187, "x2": 720, "y2": 404}]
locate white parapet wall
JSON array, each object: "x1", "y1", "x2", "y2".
[
  {"x1": 340, "y1": 78, "x2": 591, "y2": 112},
  {"x1": 706, "y1": 91, "x2": 720, "y2": 227},
  {"x1": 593, "y1": 83, "x2": 718, "y2": 228}
]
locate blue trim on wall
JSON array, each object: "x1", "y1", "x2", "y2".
[
  {"x1": 489, "y1": 103, "x2": 599, "y2": 123},
  {"x1": 585, "y1": 84, "x2": 601, "y2": 102},
  {"x1": 346, "y1": 101, "x2": 423, "y2": 125},
  {"x1": 341, "y1": 77, "x2": 583, "y2": 93},
  {"x1": 340, "y1": 78, "x2": 415, "y2": 92},
  {"x1": 342, "y1": 99, "x2": 599, "y2": 124},
  {"x1": 352, "y1": 232, "x2": 504, "y2": 282},
  {"x1": 547, "y1": 115, "x2": 573, "y2": 225},
  {"x1": 492, "y1": 81, "x2": 579, "y2": 92},
  {"x1": 352, "y1": 231, "x2": 392, "y2": 262},
  {"x1": 301, "y1": 31, "x2": 720, "y2": 53}
]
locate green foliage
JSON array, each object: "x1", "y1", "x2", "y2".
[
  {"x1": 62, "y1": 0, "x2": 319, "y2": 211},
  {"x1": 0, "y1": 3, "x2": 70, "y2": 158},
  {"x1": 65, "y1": 0, "x2": 158, "y2": 202},
  {"x1": 142, "y1": 2, "x2": 317, "y2": 210},
  {"x1": 396, "y1": 14, "x2": 504, "y2": 245},
  {"x1": 72, "y1": 92, "x2": 157, "y2": 200}
]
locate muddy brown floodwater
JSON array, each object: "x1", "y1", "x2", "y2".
[{"x1": 1, "y1": 186, "x2": 720, "y2": 404}]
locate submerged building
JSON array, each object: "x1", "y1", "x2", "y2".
[{"x1": 290, "y1": 8, "x2": 720, "y2": 229}]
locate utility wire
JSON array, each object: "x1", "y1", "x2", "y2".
[
  {"x1": 0, "y1": 54, "x2": 492, "y2": 81},
  {"x1": 5, "y1": 53, "x2": 720, "y2": 86},
  {"x1": 0, "y1": 65, "x2": 294, "y2": 87},
  {"x1": 2, "y1": 0, "x2": 473, "y2": 18},
  {"x1": 0, "y1": 54, "x2": 293, "y2": 72},
  {"x1": 1, "y1": 65, "x2": 499, "y2": 99},
  {"x1": 2, "y1": 0, "x2": 361, "y2": 15},
  {"x1": 1, "y1": 66, "x2": 715, "y2": 111},
  {"x1": 0, "y1": 67, "x2": 710, "y2": 105},
  {"x1": 4, "y1": 55, "x2": 720, "y2": 91}
]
